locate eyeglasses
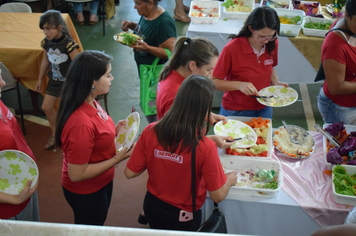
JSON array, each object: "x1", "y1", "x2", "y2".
[{"x1": 253, "y1": 30, "x2": 278, "y2": 42}]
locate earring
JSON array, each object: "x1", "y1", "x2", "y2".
[{"x1": 91, "y1": 85, "x2": 95, "y2": 91}]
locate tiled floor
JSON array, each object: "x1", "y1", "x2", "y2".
[{"x1": 1, "y1": 0, "x2": 324, "y2": 228}]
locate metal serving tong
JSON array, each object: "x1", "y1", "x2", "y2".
[
  {"x1": 226, "y1": 138, "x2": 242, "y2": 143},
  {"x1": 282, "y1": 120, "x2": 300, "y2": 144},
  {"x1": 314, "y1": 124, "x2": 341, "y2": 147}
]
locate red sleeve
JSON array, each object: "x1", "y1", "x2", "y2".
[
  {"x1": 199, "y1": 140, "x2": 227, "y2": 192},
  {"x1": 126, "y1": 125, "x2": 150, "y2": 173},
  {"x1": 212, "y1": 43, "x2": 233, "y2": 80},
  {"x1": 63, "y1": 124, "x2": 95, "y2": 165}
]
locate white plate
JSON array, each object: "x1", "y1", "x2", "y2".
[
  {"x1": 0, "y1": 150, "x2": 39, "y2": 195},
  {"x1": 115, "y1": 112, "x2": 140, "y2": 152},
  {"x1": 214, "y1": 119, "x2": 257, "y2": 148},
  {"x1": 257, "y1": 85, "x2": 298, "y2": 107}
]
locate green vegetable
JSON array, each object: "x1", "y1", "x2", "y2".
[
  {"x1": 332, "y1": 165, "x2": 356, "y2": 196},
  {"x1": 121, "y1": 32, "x2": 140, "y2": 46},
  {"x1": 222, "y1": 0, "x2": 234, "y2": 8},
  {"x1": 289, "y1": 15, "x2": 301, "y2": 24},
  {"x1": 223, "y1": 18, "x2": 228, "y2": 21},
  {"x1": 255, "y1": 180, "x2": 278, "y2": 190},
  {"x1": 304, "y1": 21, "x2": 333, "y2": 30}
]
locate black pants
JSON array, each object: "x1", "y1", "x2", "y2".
[
  {"x1": 62, "y1": 180, "x2": 113, "y2": 225},
  {"x1": 144, "y1": 191, "x2": 201, "y2": 231}
]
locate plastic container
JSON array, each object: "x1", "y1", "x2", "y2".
[
  {"x1": 302, "y1": 16, "x2": 336, "y2": 37},
  {"x1": 260, "y1": 0, "x2": 291, "y2": 9},
  {"x1": 290, "y1": 1, "x2": 321, "y2": 15},
  {"x1": 189, "y1": 1, "x2": 221, "y2": 24},
  {"x1": 332, "y1": 165, "x2": 356, "y2": 205},
  {"x1": 275, "y1": 8, "x2": 305, "y2": 37},
  {"x1": 220, "y1": 116, "x2": 273, "y2": 160},
  {"x1": 222, "y1": 0, "x2": 255, "y2": 19},
  {"x1": 323, "y1": 124, "x2": 356, "y2": 169},
  {"x1": 220, "y1": 156, "x2": 283, "y2": 198}
]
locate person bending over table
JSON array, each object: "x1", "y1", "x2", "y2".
[
  {"x1": 121, "y1": 0, "x2": 176, "y2": 123},
  {"x1": 211, "y1": 6, "x2": 288, "y2": 119},
  {"x1": 156, "y1": 36, "x2": 234, "y2": 149},
  {"x1": 125, "y1": 75, "x2": 237, "y2": 231},
  {"x1": 0, "y1": 69, "x2": 40, "y2": 221},
  {"x1": 317, "y1": 0, "x2": 356, "y2": 125},
  {"x1": 55, "y1": 51, "x2": 134, "y2": 225}
]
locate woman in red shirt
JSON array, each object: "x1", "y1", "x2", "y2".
[
  {"x1": 55, "y1": 51, "x2": 134, "y2": 225},
  {"x1": 125, "y1": 75, "x2": 237, "y2": 231},
  {"x1": 212, "y1": 6, "x2": 287, "y2": 119}
]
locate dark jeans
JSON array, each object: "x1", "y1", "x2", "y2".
[
  {"x1": 144, "y1": 191, "x2": 202, "y2": 231},
  {"x1": 63, "y1": 180, "x2": 113, "y2": 225}
]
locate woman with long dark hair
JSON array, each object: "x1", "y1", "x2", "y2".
[
  {"x1": 125, "y1": 75, "x2": 237, "y2": 231},
  {"x1": 212, "y1": 6, "x2": 287, "y2": 119},
  {"x1": 55, "y1": 50, "x2": 133, "y2": 225}
]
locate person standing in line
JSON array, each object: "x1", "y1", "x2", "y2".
[
  {"x1": 0, "y1": 68, "x2": 40, "y2": 221},
  {"x1": 36, "y1": 10, "x2": 80, "y2": 150},
  {"x1": 55, "y1": 50, "x2": 133, "y2": 225},
  {"x1": 125, "y1": 75, "x2": 237, "y2": 231}
]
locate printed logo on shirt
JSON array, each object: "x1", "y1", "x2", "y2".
[
  {"x1": 264, "y1": 59, "x2": 273, "y2": 66},
  {"x1": 154, "y1": 149, "x2": 183, "y2": 164},
  {"x1": 6, "y1": 109, "x2": 13, "y2": 120}
]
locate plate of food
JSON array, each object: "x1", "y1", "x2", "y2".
[
  {"x1": 273, "y1": 125, "x2": 315, "y2": 159},
  {"x1": 256, "y1": 85, "x2": 298, "y2": 107},
  {"x1": 113, "y1": 32, "x2": 142, "y2": 46},
  {"x1": 0, "y1": 149, "x2": 39, "y2": 195},
  {"x1": 115, "y1": 112, "x2": 140, "y2": 152},
  {"x1": 214, "y1": 119, "x2": 257, "y2": 148}
]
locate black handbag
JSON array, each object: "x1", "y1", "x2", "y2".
[{"x1": 191, "y1": 145, "x2": 228, "y2": 233}]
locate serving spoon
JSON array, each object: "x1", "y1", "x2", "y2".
[{"x1": 282, "y1": 120, "x2": 300, "y2": 144}]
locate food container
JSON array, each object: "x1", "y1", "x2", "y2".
[
  {"x1": 290, "y1": 1, "x2": 321, "y2": 15},
  {"x1": 302, "y1": 16, "x2": 336, "y2": 37},
  {"x1": 332, "y1": 165, "x2": 356, "y2": 205},
  {"x1": 220, "y1": 116, "x2": 273, "y2": 160},
  {"x1": 323, "y1": 124, "x2": 356, "y2": 169},
  {"x1": 260, "y1": 0, "x2": 291, "y2": 8},
  {"x1": 275, "y1": 8, "x2": 305, "y2": 37},
  {"x1": 220, "y1": 156, "x2": 283, "y2": 198},
  {"x1": 189, "y1": 0, "x2": 221, "y2": 24},
  {"x1": 222, "y1": 0, "x2": 255, "y2": 19}
]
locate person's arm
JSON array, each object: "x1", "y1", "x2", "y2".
[
  {"x1": 0, "y1": 180, "x2": 38, "y2": 205},
  {"x1": 132, "y1": 37, "x2": 175, "y2": 59},
  {"x1": 121, "y1": 20, "x2": 137, "y2": 31},
  {"x1": 209, "y1": 112, "x2": 227, "y2": 126},
  {"x1": 211, "y1": 75, "x2": 259, "y2": 95},
  {"x1": 124, "y1": 167, "x2": 145, "y2": 179},
  {"x1": 68, "y1": 144, "x2": 135, "y2": 182},
  {"x1": 208, "y1": 171, "x2": 237, "y2": 203},
  {"x1": 270, "y1": 67, "x2": 287, "y2": 86},
  {"x1": 69, "y1": 48, "x2": 79, "y2": 60},
  {"x1": 36, "y1": 52, "x2": 49, "y2": 92},
  {"x1": 311, "y1": 224, "x2": 356, "y2": 236},
  {"x1": 324, "y1": 59, "x2": 356, "y2": 95},
  {"x1": 206, "y1": 135, "x2": 235, "y2": 149}
]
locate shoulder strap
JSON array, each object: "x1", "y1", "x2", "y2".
[
  {"x1": 326, "y1": 28, "x2": 356, "y2": 38},
  {"x1": 151, "y1": 48, "x2": 172, "y2": 69}
]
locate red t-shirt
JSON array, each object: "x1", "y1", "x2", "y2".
[
  {"x1": 61, "y1": 101, "x2": 116, "y2": 194},
  {"x1": 322, "y1": 31, "x2": 356, "y2": 107},
  {"x1": 126, "y1": 123, "x2": 227, "y2": 211},
  {"x1": 213, "y1": 37, "x2": 278, "y2": 111},
  {"x1": 156, "y1": 70, "x2": 185, "y2": 120},
  {"x1": 0, "y1": 101, "x2": 35, "y2": 219}
]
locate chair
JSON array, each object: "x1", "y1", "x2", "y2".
[
  {"x1": 64, "y1": 0, "x2": 106, "y2": 36},
  {"x1": 0, "y1": 62, "x2": 26, "y2": 135},
  {"x1": 0, "y1": 2, "x2": 32, "y2": 12}
]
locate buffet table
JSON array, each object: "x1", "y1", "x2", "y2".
[
  {"x1": 204, "y1": 132, "x2": 352, "y2": 236},
  {"x1": 0, "y1": 13, "x2": 83, "y2": 95}
]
